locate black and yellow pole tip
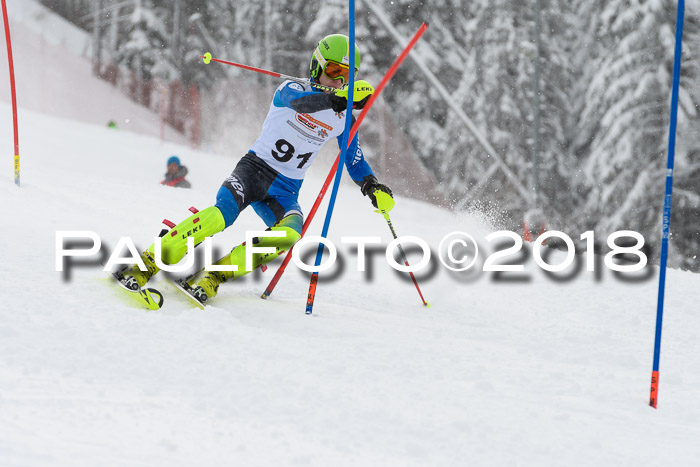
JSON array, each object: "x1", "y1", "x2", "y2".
[{"x1": 202, "y1": 52, "x2": 212, "y2": 64}]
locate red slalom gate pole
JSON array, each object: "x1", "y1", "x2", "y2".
[
  {"x1": 261, "y1": 21, "x2": 429, "y2": 300},
  {"x1": 1, "y1": 0, "x2": 19, "y2": 186}
]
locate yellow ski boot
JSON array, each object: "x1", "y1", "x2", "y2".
[{"x1": 186, "y1": 214, "x2": 302, "y2": 304}]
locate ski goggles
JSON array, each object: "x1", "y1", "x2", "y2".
[{"x1": 323, "y1": 61, "x2": 355, "y2": 84}]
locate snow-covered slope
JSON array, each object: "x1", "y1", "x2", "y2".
[
  {"x1": 1, "y1": 104, "x2": 700, "y2": 466},
  {"x1": 0, "y1": 2, "x2": 699, "y2": 463}
]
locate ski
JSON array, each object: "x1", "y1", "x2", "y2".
[{"x1": 110, "y1": 271, "x2": 164, "y2": 311}]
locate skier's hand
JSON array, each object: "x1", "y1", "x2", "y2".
[
  {"x1": 361, "y1": 176, "x2": 394, "y2": 212},
  {"x1": 337, "y1": 80, "x2": 374, "y2": 109},
  {"x1": 329, "y1": 80, "x2": 375, "y2": 112}
]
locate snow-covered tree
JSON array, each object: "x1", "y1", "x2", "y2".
[
  {"x1": 362, "y1": 0, "x2": 576, "y2": 227},
  {"x1": 574, "y1": 0, "x2": 699, "y2": 254},
  {"x1": 668, "y1": 0, "x2": 700, "y2": 270},
  {"x1": 115, "y1": 0, "x2": 177, "y2": 82}
]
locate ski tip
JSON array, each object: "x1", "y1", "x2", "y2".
[
  {"x1": 144, "y1": 288, "x2": 165, "y2": 310},
  {"x1": 202, "y1": 52, "x2": 212, "y2": 64}
]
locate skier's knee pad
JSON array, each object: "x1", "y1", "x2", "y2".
[
  {"x1": 268, "y1": 226, "x2": 301, "y2": 251},
  {"x1": 267, "y1": 214, "x2": 302, "y2": 250},
  {"x1": 275, "y1": 214, "x2": 303, "y2": 235},
  {"x1": 251, "y1": 226, "x2": 300, "y2": 251},
  {"x1": 247, "y1": 215, "x2": 301, "y2": 252},
  {"x1": 150, "y1": 206, "x2": 226, "y2": 264}
]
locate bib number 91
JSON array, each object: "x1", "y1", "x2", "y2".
[{"x1": 272, "y1": 139, "x2": 312, "y2": 169}]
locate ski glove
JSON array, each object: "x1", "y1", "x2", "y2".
[
  {"x1": 329, "y1": 80, "x2": 375, "y2": 112},
  {"x1": 361, "y1": 175, "x2": 395, "y2": 212}
]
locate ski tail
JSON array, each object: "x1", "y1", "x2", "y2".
[{"x1": 167, "y1": 277, "x2": 206, "y2": 310}]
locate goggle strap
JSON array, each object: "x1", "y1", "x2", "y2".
[{"x1": 313, "y1": 47, "x2": 327, "y2": 72}]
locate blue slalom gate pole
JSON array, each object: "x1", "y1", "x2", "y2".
[
  {"x1": 649, "y1": 0, "x2": 684, "y2": 409},
  {"x1": 305, "y1": 0, "x2": 356, "y2": 315}
]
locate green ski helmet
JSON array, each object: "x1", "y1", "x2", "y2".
[{"x1": 309, "y1": 34, "x2": 361, "y2": 84}]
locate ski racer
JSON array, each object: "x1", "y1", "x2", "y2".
[{"x1": 117, "y1": 34, "x2": 395, "y2": 304}]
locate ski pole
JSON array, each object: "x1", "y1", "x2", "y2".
[
  {"x1": 260, "y1": 21, "x2": 429, "y2": 300},
  {"x1": 200, "y1": 52, "x2": 338, "y2": 93},
  {"x1": 378, "y1": 210, "x2": 430, "y2": 307}
]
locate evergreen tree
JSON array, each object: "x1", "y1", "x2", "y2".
[
  {"x1": 115, "y1": 0, "x2": 177, "y2": 82},
  {"x1": 668, "y1": 0, "x2": 700, "y2": 269},
  {"x1": 574, "y1": 0, "x2": 699, "y2": 250},
  {"x1": 364, "y1": 0, "x2": 575, "y2": 226}
]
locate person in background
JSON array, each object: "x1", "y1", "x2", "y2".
[{"x1": 161, "y1": 156, "x2": 191, "y2": 188}]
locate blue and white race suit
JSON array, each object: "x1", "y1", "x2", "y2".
[{"x1": 215, "y1": 80, "x2": 375, "y2": 232}]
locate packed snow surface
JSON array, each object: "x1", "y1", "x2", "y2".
[{"x1": 2, "y1": 104, "x2": 700, "y2": 467}]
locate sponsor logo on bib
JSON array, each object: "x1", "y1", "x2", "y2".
[{"x1": 295, "y1": 113, "x2": 333, "y2": 132}]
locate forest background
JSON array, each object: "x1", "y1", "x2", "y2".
[{"x1": 39, "y1": 0, "x2": 700, "y2": 271}]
